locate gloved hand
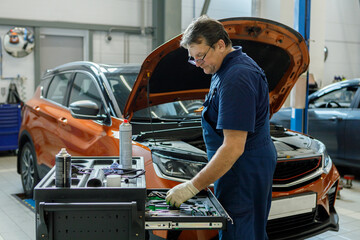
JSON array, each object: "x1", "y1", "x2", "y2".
[{"x1": 166, "y1": 181, "x2": 200, "y2": 207}]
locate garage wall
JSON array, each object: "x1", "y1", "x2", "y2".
[
  {"x1": 308, "y1": 0, "x2": 326, "y2": 89},
  {"x1": 323, "y1": 0, "x2": 360, "y2": 86},
  {"x1": 90, "y1": 0, "x2": 153, "y2": 64},
  {"x1": 0, "y1": 0, "x2": 152, "y2": 103},
  {"x1": 1, "y1": 0, "x2": 358, "y2": 103},
  {"x1": 92, "y1": 31, "x2": 153, "y2": 64},
  {"x1": 181, "y1": 0, "x2": 252, "y2": 31},
  {"x1": 0, "y1": 0, "x2": 151, "y2": 27}
]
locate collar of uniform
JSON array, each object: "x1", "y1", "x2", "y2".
[{"x1": 215, "y1": 46, "x2": 242, "y2": 75}]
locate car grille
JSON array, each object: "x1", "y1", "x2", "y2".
[
  {"x1": 329, "y1": 192, "x2": 336, "y2": 208},
  {"x1": 272, "y1": 176, "x2": 321, "y2": 192},
  {"x1": 273, "y1": 157, "x2": 322, "y2": 184},
  {"x1": 267, "y1": 211, "x2": 316, "y2": 238},
  {"x1": 267, "y1": 205, "x2": 337, "y2": 240},
  {"x1": 328, "y1": 181, "x2": 338, "y2": 208}
]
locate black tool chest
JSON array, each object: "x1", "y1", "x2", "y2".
[{"x1": 34, "y1": 156, "x2": 229, "y2": 240}]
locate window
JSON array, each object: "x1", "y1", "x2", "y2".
[
  {"x1": 40, "y1": 76, "x2": 53, "y2": 97},
  {"x1": 69, "y1": 72, "x2": 102, "y2": 108},
  {"x1": 46, "y1": 73, "x2": 72, "y2": 105},
  {"x1": 311, "y1": 86, "x2": 358, "y2": 108}
]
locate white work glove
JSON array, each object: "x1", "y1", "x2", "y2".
[{"x1": 166, "y1": 181, "x2": 200, "y2": 207}]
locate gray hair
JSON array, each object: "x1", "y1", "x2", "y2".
[{"x1": 180, "y1": 15, "x2": 232, "y2": 49}]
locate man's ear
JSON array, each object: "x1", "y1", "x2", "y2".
[{"x1": 216, "y1": 39, "x2": 226, "y2": 51}]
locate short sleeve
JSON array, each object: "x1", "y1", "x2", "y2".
[{"x1": 216, "y1": 67, "x2": 256, "y2": 133}]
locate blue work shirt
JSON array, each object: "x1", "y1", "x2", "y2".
[
  {"x1": 202, "y1": 46, "x2": 276, "y2": 240},
  {"x1": 203, "y1": 46, "x2": 270, "y2": 150}
]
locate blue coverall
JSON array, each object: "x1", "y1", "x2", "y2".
[{"x1": 201, "y1": 46, "x2": 277, "y2": 240}]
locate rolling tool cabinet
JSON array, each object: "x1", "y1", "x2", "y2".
[
  {"x1": 34, "y1": 156, "x2": 229, "y2": 240},
  {"x1": 0, "y1": 104, "x2": 21, "y2": 151}
]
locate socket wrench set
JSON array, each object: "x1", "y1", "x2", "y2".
[
  {"x1": 145, "y1": 189, "x2": 229, "y2": 230},
  {"x1": 34, "y1": 156, "x2": 229, "y2": 239}
]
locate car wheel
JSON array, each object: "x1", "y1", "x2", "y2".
[{"x1": 20, "y1": 142, "x2": 39, "y2": 197}]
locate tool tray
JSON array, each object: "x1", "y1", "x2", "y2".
[{"x1": 145, "y1": 189, "x2": 229, "y2": 230}]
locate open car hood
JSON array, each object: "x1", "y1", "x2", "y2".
[{"x1": 123, "y1": 17, "x2": 309, "y2": 120}]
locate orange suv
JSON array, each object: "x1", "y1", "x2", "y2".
[{"x1": 18, "y1": 18, "x2": 339, "y2": 239}]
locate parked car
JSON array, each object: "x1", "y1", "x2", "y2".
[
  {"x1": 271, "y1": 79, "x2": 360, "y2": 168},
  {"x1": 18, "y1": 17, "x2": 340, "y2": 239}
]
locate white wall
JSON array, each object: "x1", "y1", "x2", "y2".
[
  {"x1": 309, "y1": 0, "x2": 326, "y2": 88},
  {"x1": 323, "y1": 0, "x2": 360, "y2": 86},
  {"x1": 92, "y1": 31, "x2": 152, "y2": 64},
  {"x1": 260, "y1": 0, "x2": 281, "y2": 23},
  {"x1": 0, "y1": 0, "x2": 152, "y2": 27},
  {"x1": 181, "y1": 0, "x2": 252, "y2": 31},
  {"x1": 207, "y1": 0, "x2": 252, "y2": 19}
]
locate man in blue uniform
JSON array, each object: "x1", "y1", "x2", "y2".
[{"x1": 166, "y1": 16, "x2": 277, "y2": 240}]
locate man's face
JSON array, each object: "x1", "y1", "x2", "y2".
[{"x1": 188, "y1": 41, "x2": 220, "y2": 75}]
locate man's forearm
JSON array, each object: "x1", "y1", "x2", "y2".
[{"x1": 192, "y1": 143, "x2": 243, "y2": 190}]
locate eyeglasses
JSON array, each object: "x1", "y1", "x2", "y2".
[{"x1": 188, "y1": 46, "x2": 212, "y2": 66}]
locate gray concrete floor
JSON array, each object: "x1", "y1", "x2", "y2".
[
  {"x1": 0, "y1": 152, "x2": 360, "y2": 240},
  {"x1": 0, "y1": 152, "x2": 34, "y2": 240}
]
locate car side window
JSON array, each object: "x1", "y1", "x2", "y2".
[
  {"x1": 312, "y1": 87, "x2": 358, "y2": 108},
  {"x1": 69, "y1": 72, "x2": 103, "y2": 108},
  {"x1": 46, "y1": 73, "x2": 72, "y2": 105},
  {"x1": 40, "y1": 76, "x2": 53, "y2": 97}
]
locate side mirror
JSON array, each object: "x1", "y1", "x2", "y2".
[{"x1": 69, "y1": 100, "x2": 106, "y2": 120}]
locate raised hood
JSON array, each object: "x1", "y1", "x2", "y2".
[{"x1": 124, "y1": 17, "x2": 309, "y2": 120}]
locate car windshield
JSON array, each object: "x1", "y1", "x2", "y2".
[{"x1": 102, "y1": 67, "x2": 203, "y2": 120}]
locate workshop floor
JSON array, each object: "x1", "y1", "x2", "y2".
[{"x1": 0, "y1": 152, "x2": 360, "y2": 240}]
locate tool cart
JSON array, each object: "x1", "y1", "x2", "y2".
[
  {"x1": 0, "y1": 104, "x2": 21, "y2": 151},
  {"x1": 34, "y1": 156, "x2": 230, "y2": 240}
]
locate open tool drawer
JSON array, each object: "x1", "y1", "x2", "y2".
[{"x1": 145, "y1": 189, "x2": 230, "y2": 230}]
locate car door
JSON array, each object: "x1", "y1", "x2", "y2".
[
  {"x1": 308, "y1": 86, "x2": 358, "y2": 161},
  {"x1": 37, "y1": 72, "x2": 73, "y2": 167},
  {"x1": 343, "y1": 87, "x2": 360, "y2": 166},
  {"x1": 59, "y1": 71, "x2": 119, "y2": 158}
]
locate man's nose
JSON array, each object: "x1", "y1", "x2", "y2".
[{"x1": 195, "y1": 61, "x2": 203, "y2": 67}]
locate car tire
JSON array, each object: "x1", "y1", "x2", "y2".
[{"x1": 20, "y1": 142, "x2": 39, "y2": 198}]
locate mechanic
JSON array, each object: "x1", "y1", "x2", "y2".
[{"x1": 166, "y1": 15, "x2": 277, "y2": 240}]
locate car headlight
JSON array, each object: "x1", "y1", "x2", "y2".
[
  {"x1": 152, "y1": 151, "x2": 207, "y2": 180},
  {"x1": 323, "y1": 150, "x2": 333, "y2": 174},
  {"x1": 311, "y1": 139, "x2": 332, "y2": 174}
]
